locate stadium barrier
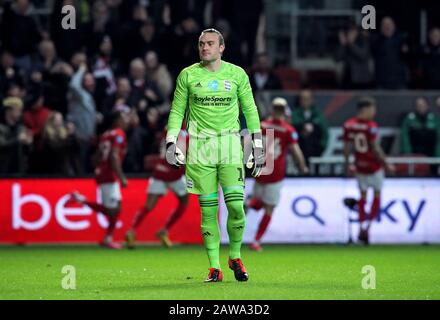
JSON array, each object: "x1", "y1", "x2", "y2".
[
  {"x1": 1, "y1": 177, "x2": 439, "y2": 244},
  {"x1": 220, "y1": 178, "x2": 440, "y2": 244},
  {"x1": 308, "y1": 156, "x2": 440, "y2": 176},
  {"x1": 0, "y1": 178, "x2": 202, "y2": 244}
]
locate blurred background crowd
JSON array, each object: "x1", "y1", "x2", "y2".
[{"x1": 1, "y1": 0, "x2": 440, "y2": 176}]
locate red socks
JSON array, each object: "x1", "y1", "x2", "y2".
[
  {"x1": 132, "y1": 202, "x2": 187, "y2": 231},
  {"x1": 369, "y1": 196, "x2": 381, "y2": 221},
  {"x1": 132, "y1": 207, "x2": 149, "y2": 229},
  {"x1": 85, "y1": 201, "x2": 111, "y2": 216},
  {"x1": 255, "y1": 213, "x2": 272, "y2": 242},
  {"x1": 164, "y1": 204, "x2": 187, "y2": 230},
  {"x1": 358, "y1": 196, "x2": 381, "y2": 226},
  {"x1": 358, "y1": 198, "x2": 367, "y2": 223},
  {"x1": 106, "y1": 215, "x2": 118, "y2": 237}
]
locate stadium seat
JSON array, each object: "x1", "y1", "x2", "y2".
[
  {"x1": 305, "y1": 70, "x2": 338, "y2": 89},
  {"x1": 273, "y1": 66, "x2": 302, "y2": 90}
]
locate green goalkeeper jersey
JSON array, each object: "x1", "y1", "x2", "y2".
[{"x1": 167, "y1": 61, "x2": 261, "y2": 140}]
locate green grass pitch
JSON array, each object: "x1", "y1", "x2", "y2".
[{"x1": 0, "y1": 244, "x2": 439, "y2": 300}]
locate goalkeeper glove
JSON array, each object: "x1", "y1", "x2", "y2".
[
  {"x1": 165, "y1": 136, "x2": 185, "y2": 168},
  {"x1": 246, "y1": 132, "x2": 265, "y2": 178}
]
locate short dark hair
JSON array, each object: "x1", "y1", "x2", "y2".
[
  {"x1": 200, "y1": 28, "x2": 224, "y2": 45},
  {"x1": 357, "y1": 97, "x2": 376, "y2": 110},
  {"x1": 109, "y1": 110, "x2": 123, "y2": 125}
]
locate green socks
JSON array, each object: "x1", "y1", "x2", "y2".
[
  {"x1": 199, "y1": 193, "x2": 221, "y2": 269},
  {"x1": 223, "y1": 187, "x2": 246, "y2": 260},
  {"x1": 199, "y1": 187, "x2": 246, "y2": 269}
]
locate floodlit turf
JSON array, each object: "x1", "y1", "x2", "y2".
[{"x1": 0, "y1": 244, "x2": 439, "y2": 300}]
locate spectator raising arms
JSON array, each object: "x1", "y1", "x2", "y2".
[{"x1": 66, "y1": 63, "x2": 97, "y2": 173}]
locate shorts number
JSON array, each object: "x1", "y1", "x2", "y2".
[{"x1": 237, "y1": 167, "x2": 244, "y2": 182}]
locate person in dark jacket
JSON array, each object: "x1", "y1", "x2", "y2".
[
  {"x1": 123, "y1": 109, "x2": 148, "y2": 173},
  {"x1": 0, "y1": 97, "x2": 33, "y2": 174},
  {"x1": 420, "y1": 27, "x2": 440, "y2": 89},
  {"x1": 337, "y1": 24, "x2": 373, "y2": 89},
  {"x1": 249, "y1": 52, "x2": 282, "y2": 92},
  {"x1": 0, "y1": 0, "x2": 41, "y2": 72},
  {"x1": 371, "y1": 17, "x2": 408, "y2": 89}
]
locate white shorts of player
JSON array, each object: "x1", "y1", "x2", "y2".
[
  {"x1": 356, "y1": 169, "x2": 384, "y2": 192},
  {"x1": 99, "y1": 182, "x2": 122, "y2": 209},
  {"x1": 147, "y1": 176, "x2": 187, "y2": 197},
  {"x1": 252, "y1": 180, "x2": 283, "y2": 207}
]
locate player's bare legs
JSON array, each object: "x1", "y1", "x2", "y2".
[
  {"x1": 250, "y1": 204, "x2": 274, "y2": 252},
  {"x1": 125, "y1": 193, "x2": 160, "y2": 249},
  {"x1": 156, "y1": 194, "x2": 189, "y2": 248}
]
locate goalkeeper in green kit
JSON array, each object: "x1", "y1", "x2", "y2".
[{"x1": 166, "y1": 28, "x2": 264, "y2": 282}]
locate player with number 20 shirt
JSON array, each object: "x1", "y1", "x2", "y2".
[{"x1": 343, "y1": 97, "x2": 394, "y2": 244}]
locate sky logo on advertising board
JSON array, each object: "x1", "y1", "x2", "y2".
[
  {"x1": 11, "y1": 183, "x2": 122, "y2": 231},
  {"x1": 348, "y1": 199, "x2": 426, "y2": 232},
  {"x1": 291, "y1": 196, "x2": 326, "y2": 226},
  {"x1": 291, "y1": 194, "x2": 426, "y2": 232}
]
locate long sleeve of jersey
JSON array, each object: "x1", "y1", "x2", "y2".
[
  {"x1": 238, "y1": 70, "x2": 261, "y2": 134},
  {"x1": 167, "y1": 69, "x2": 188, "y2": 141}
]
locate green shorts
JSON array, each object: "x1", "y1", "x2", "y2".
[{"x1": 185, "y1": 133, "x2": 245, "y2": 195}]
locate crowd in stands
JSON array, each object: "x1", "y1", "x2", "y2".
[
  {"x1": 336, "y1": 17, "x2": 440, "y2": 90},
  {"x1": 0, "y1": 0, "x2": 439, "y2": 176}
]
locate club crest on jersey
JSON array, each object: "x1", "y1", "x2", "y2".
[
  {"x1": 207, "y1": 80, "x2": 219, "y2": 91},
  {"x1": 224, "y1": 80, "x2": 231, "y2": 91},
  {"x1": 291, "y1": 132, "x2": 299, "y2": 140},
  {"x1": 116, "y1": 135, "x2": 124, "y2": 144}
]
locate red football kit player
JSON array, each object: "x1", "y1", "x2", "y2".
[
  {"x1": 125, "y1": 129, "x2": 189, "y2": 248},
  {"x1": 69, "y1": 110, "x2": 129, "y2": 249},
  {"x1": 246, "y1": 97, "x2": 308, "y2": 251},
  {"x1": 343, "y1": 97, "x2": 394, "y2": 244}
]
